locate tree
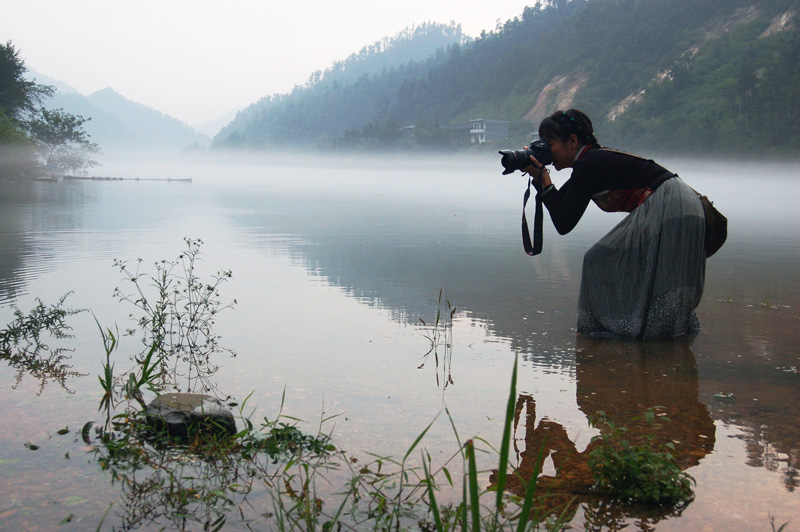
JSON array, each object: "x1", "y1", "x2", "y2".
[
  {"x1": 0, "y1": 42, "x2": 101, "y2": 176},
  {"x1": 0, "y1": 110, "x2": 38, "y2": 178},
  {"x1": 28, "y1": 108, "x2": 100, "y2": 172},
  {"x1": 0, "y1": 41, "x2": 53, "y2": 123}
]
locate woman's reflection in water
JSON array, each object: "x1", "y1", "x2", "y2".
[{"x1": 494, "y1": 336, "x2": 716, "y2": 528}]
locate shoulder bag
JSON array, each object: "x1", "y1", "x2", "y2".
[{"x1": 694, "y1": 190, "x2": 727, "y2": 258}]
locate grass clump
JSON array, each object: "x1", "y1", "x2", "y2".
[
  {"x1": 88, "y1": 239, "x2": 331, "y2": 529},
  {"x1": 89, "y1": 390, "x2": 336, "y2": 531},
  {"x1": 93, "y1": 331, "x2": 570, "y2": 531},
  {"x1": 587, "y1": 408, "x2": 695, "y2": 508}
]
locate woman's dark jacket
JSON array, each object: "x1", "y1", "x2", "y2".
[{"x1": 541, "y1": 146, "x2": 675, "y2": 235}]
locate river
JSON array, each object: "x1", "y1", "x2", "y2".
[{"x1": 0, "y1": 153, "x2": 798, "y2": 530}]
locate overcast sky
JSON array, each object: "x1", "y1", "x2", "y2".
[{"x1": 3, "y1": 0, "x2": 532, "y2": 127}]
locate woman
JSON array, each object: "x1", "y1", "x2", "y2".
[{"x1": 525, "y1": 109, "x2": 705, "y2": 339}]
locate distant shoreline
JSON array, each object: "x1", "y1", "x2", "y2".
[
  {"x1": 26, "y1": 170, "x2": 192, "y2": 183},
  {"x1": 51, "y1": 175, "x2": 193, "y2": 183}
]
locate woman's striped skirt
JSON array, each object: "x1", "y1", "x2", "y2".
[{"x1": 576, "y1": 177, "x2": 706, "y2": 339}]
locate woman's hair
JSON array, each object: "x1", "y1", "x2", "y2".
[{"x1": 539, "y1": 109, "x2": 598, "y2": 146}]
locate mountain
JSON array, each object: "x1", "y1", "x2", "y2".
[
  {"x1": 214, "y1": 0, "x2": 800, "y2": 157},
  {"x1": 214, "y1": 21, "x2": 469, "y2": 148},
  {"x1": 193, "y1": 106, "x2": 244, "y2": 138},
  {"x1": 47, "y1": 87, "x2": 209, "y2": 152},
  {"x1": 25, "y1": 69, "x2": 80, "y2": 95}
]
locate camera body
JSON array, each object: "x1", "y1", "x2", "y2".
[{"x1": 498, "y1": 140, "x2": 552, "y2": 175}]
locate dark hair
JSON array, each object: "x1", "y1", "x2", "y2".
[{"x1": 539, "y1": 109, "x2": 598, "y2": 146}]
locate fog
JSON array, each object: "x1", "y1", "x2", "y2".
[{"x1": 93, "y1": 146, "x2": 800, "y2": 206}]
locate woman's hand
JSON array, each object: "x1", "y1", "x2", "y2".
[{"x1": 523, "y1": 155, "x2": 553, "y2": 189}]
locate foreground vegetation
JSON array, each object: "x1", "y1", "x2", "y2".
[{"x1": 89, "y1": 239, "x2": 575, "y2": 530}]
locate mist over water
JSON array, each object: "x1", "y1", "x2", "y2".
[{"x1": 1, "y1": 152, "x2": 798, "y2": 530}]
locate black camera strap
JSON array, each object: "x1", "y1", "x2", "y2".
[{"x1": 521, "y1": 177, "x2": 543, "y2": 256}]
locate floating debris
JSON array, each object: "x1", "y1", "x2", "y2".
[{"x1": 713, "y1": 391, "x2": 735, "y2": 401}]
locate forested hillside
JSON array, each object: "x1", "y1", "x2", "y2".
[
  {"x1": 215, "y1": 22, "x2": 469, "y2": 148},
  {"x1": 215, "y1": 0, "x2": 800, "y2": 156}
]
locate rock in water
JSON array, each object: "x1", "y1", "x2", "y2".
[{"x1": 145, "y1": 393, "x2": 237, "y2": 441}]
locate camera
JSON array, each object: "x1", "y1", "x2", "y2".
[{"x1": 498, "y1": 140, "x2": 552, "y2": 175}]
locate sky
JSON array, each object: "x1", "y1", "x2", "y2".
[{"x1": 3, "y1": 0, "x2": 533, "y2": 127}]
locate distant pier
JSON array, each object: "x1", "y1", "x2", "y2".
[{"x1": 61, "y1": 175, "x2": 193, "y2": 182}]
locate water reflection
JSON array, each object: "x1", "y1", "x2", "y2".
[
  {"x1": 693, "y1": 298, "x2": 800, "y2": 491},
  {"x1": 497, "y1": 336, "x2": 715, "y2": 527},
  {"x1": 0, "y1": 182, "x2": 36, "y2": 303},
  {"x1": 700, "y1": 338, "x2": 800, "y2": 493},
  {"x1": 1, "y1": 344, "x2": 82, "y2": 395},
  {"x1": 417, "y1": 291, "x2": 456, "y2": 392},
  {"x1": 93, "y1": 439, "x2": 258, "y2": 531},
  {"x1": 0, "y1": 294, "x2": 86, "y2": 394},
  {"x1": 0, "y1": 161, "x2": 798, "y2": 529},
  {"x1": 0, "y1": 180, "x2": 99, "y2": 304}
]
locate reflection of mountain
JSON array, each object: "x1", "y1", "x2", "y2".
[
  {"x1": 217, "y1": 182, "x2": 590, "y2": 360},
  {"x1": 0, "y1": 182, "x2": 96, "y2": 304},
  {"x1": 0, "y1": 182, "x2": 36, "y2": 303}
]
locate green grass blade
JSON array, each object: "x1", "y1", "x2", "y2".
[
  {"x1": 516, "y1": 442, "x2": 545, "y2": 532},
  {"x1": 423, "y1": 452, "x2": 444, "y2": 532},
  {"x1": 466, "y1": 440, "x2": 481, "y2": 532},
  {"x1": 460, "y1": 479, "x2": 468, "y2": 532},
  {"x1": 494, "y1": 353, "x2": 518, "y2": 515},
  {"x1": 403, "y1": 413, "x2": 439, "y2": 463}
]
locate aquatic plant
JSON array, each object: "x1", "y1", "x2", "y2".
[
  {"x1": 413, "y1": 355, "x2": 573, "y2": 532},
  {"x1": 91, "y1": 237, "x2": 573, "y2": 530},
  {"x1": 96, "y1": 317, "x2": 166, "y2": 425},
  {"x1": 418, "y1": 289, "x2": 456, "y2": 390},
  {"x1": 112, "y1": 237, "x2": 237, "y2": 394},
  {"x1": 587, "y1": 408, "x2": 695, "y2": 508},
  {"x1": 266, "y1": 355, "x2": 573, "y2": 532},
  {"x1": 769, "y1": 513, "x2": 790, "y2": 532},
  {"x1": 91, "y1": 338, "x2": 571, "y2": 530},
  {"x1": 89, "y1": 387, "x2": 336, "y2": 531}
]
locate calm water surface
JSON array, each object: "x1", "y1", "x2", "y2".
[{"x1": 0, "y1": 154, "x2": 798, "y2": 531}]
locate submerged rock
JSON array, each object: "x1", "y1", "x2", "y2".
[{"x1": 144, "y1": 393, "x2": 237, "y2": 441}]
